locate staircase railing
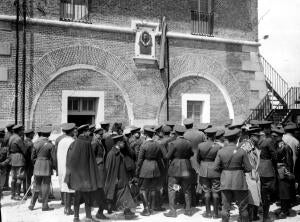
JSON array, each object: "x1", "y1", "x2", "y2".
[
  {"x1": 260, "y1": 55, "x2": 289, "y2": 99},
  {"x1": 245, "y1": 93, "x2": 272, "y2": 123}
]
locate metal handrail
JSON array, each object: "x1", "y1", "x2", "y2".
[{"x1": 245, "y1": 93, "x2": 272, "y2": 122}]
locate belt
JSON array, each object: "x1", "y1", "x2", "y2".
[
  {"x1": 223, "y1": 167, "x2": 243, "y2": 171},
  {"x1": 203, "y1": 159, "x2": 214, "y2": 162},
  {"x1": 37, "y1": 157, "x2": 49, "y2": 160}
]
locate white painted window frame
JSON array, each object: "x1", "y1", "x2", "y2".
[
  {"x1": 182, "y1": 93, "x2": 210, "y2": 124},
  {"x1": 61, "y1": 90, "x2": 104, "y2": 126}
]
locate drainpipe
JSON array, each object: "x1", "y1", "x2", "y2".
[
  {"x1": 15, "y1": 0, "x2": 20, "y2": 125},
  {"x1": 21, "y1": 0, "x2": 26, "y2": 127}
]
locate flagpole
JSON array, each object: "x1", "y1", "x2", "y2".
[{"x1": 166, "y1": 37, "x2": 170, "y2": 121}]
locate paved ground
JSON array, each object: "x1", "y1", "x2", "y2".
[{"x1": 2, "y1": 176, "x2": 300, "y2": 222}]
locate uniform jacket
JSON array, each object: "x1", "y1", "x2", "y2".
[
  {"x1": 158, "y1": 136, "x2": 174, "y2": 158},
  {"x1": 24, "y1": 137, "x2": 34, "y2": 171},
  {"x1": 129, "y1": 137, "x2": 144, "y2": 161},
  {"x1": 197, "y1": 141, "x2": 222, "y2": 178},
  {"x1": 258, "y1": 136, "x2": 277, "y2": 177},
  {"x1": 184, "y1": 129, "x2": 206, "y2": 151},
  {"x1": 8, "y1": 134, "x2": 26, "y2": 167},
  {"x1": 32, "y1": 137, "x2": 54, "y2": 176},
  {"x1": 214, "y1": 143, "x2": 252, "y2": 191},
  {"x1": 91, "y1": 136, "x2": 106, "y2": 187},
  {"x1": 166, "y1": 136, "x2": 193, "y2": 177},
  {"x1": 136, "y1": 139, "x2": 163, "y2": 178}
]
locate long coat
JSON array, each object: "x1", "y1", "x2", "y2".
[
  {"x1": 214, "y1": 143, "x2": 252, "y2": 191},
  {"x1": 57, "y1": 136, "x2": 75, "y2": 193},
  {"x1": 65, "y1": 135, "x2": 102, "y2": 192},
  {"x1": 166, "y1": 136, "x2": 193, "y2": 178},
  {"x1": 197, "y1": 141, "x2": 222, "y2": 178},
  {"x1": 91, "y1": 137, "x2": 106, "y2": 188},
  {"x1": 104, "y1": 146, "x2": 135, "y2": 209},
  {"x1": 136, "y1": 139, "x2": 163, "y2": 178},
  {"x1": 32, "y1": 137, "x2": 54, "y2": 177}
]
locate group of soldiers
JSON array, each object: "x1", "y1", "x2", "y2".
[{"x1": 0, "y1": 118, "x2": 300, "y2": 222}]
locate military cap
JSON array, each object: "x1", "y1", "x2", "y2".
[
  {"x1": 94, "y1": 127, "x2": 104, "y2": 134},
  {"x1": 228, "y1": 121, "x2": 245, "y2": 130},
  {"x1": 0, "y1": 128, "x2": 5, "y2": 134},
  {"x1": 100, "y1": 121, "x2": 110, "y2": 126},
  {"x1": 112, "y1": 135, "x2": 124, "y2": 143},
  {"x1": 215, "y1": 129, "x2": 225, "y2": 138},
  {"x1": 77, "y1": 124, "x2": 89, "y2": 133},
  {"x1": 249, "y1": 120, "x2": 261, "y2": 126},
  {"x1": 39, "y1": 125, "x2": 52, "y2": 134},
  {"x1": 258, "y1": 120, "x2": 273, "y2": 127},
  {"x1": 89, "y1": 124, "x2": 96, "y2": 130},
  {"x1": 224, "y1": 122, "x2": 231, "y2": 128},
  {"x1": 224, "y1": 129, "x2": 240, "y2": 138},
  {"x1": 204, "y1": 127, "x2": 218, "y2": 135},
  {"x1": 12, "y1": 124, "x2": 23, "y2": 131},
  {"x1": 197, "y1": 123, "x2": 212, "y2": 131},
  {"x1": 62, "y1": 123, "x2": 76, "y2": 132},
  {"x1": 123, "y1": 128, "x2": 132, "y2": 135},
  {"x1": 6, "y1": 123, "x2": 15, "y2": 129},
  {"x1": 174, "y1": 125, "x2": 186, "y2": 134},
  {"x1": 165, "y1": 121, "x2": 175, "y2": 127},
  {"x1": 161, "y1": 125, "x2": 172, "y2": 133},
  {"x1": 284, "y1": 123, "x2": 297, "y2": 131},
  {"x1": 154, "y1": 125, "x2": 162, "y2": 132},
  {"x1": 183, "y1": 118, "x2": 194, "y2": 126},
  {"x1": 271, "y1": 127, "x2": 285, "y2": 135},
  {"x1": 247, "y1": 127, "x2": 261, "y2": 135},
  {"x1": 144, "y1": 128, "x2": 156, "y2": 134},
  {"x1": 24, "y1": 129, "x2": 34, "y2": 134},
  {"x1": 131, "y1": 126, "x2": 141, "y2": 134}
]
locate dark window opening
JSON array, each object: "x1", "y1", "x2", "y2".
[
  {"x1": 60, "y1": 0, "x2": 90, "y2": 23},
  {"x1": 191, "y1": 0, "x2": 214, "y2": 36}
]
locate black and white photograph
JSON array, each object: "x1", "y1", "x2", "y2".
[{"x1": 0, "y1": 0, "x2": 300, "y2": 221}]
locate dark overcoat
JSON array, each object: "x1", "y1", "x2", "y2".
[
  {"x1": 214, "y1": 143, "x2": 252, "y2": 191},
  {"x1": 91, "y1": 137, "x2": 106, "y2": 188},
  {"x1": 258, "y1": 136, "x2": 277, "y2": 178},
  {"x1": 166, "y1": 136, "x2": 193, "y2": 178},
  {"x1": 65, "y1": 135, "x2": 102, "y2": 191}
]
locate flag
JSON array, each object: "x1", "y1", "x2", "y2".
[{"x1": 159, "y1": 16, "x2": 167, "y2": 70}]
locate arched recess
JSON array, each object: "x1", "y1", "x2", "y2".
[
  {"x1": 29, "y1": 45, "x2": 143, "y2": 127},
  {"x1": 156, "y1": 54, "x2": 248, "y2": 122}
]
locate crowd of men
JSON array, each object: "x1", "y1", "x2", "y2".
[{"x1": 0, "y1": 118, "x2": 300, "y2": 222}]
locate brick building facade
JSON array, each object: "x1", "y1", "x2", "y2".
[{"x1": 0, "y1": 0, "x2": 267, "y2": 130}]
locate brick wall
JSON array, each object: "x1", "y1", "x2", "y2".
[
  {"x1": 34, "y1": 69, "x2": 129, "y2": 130},
  {"x1": 0, "y1": 0, "x2": 258, "y2": 41}
]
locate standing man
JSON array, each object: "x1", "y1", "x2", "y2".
[
  {"x1": 91, "y1": 127, "x2": 109, "y2": 220},
  {"x1": 2, "y1": 123, "x2": 14, "y2": 191},
  {"x1": 23, "y1": 129, "x2": 35, "y2": 197},
  {"x1": 129, "y1": 127, "x2": 143, "y2": 161},
  {"x1": 65, "y1": 124, "x2": 103, "y2": 222},
  {"x1": 197, "y1": 128, "x2": 222, "y2": 218},
  {"x1": 164, "y1": 125, "x2": 194, "y2": 217},
  {"x1": 0, "y1": 128, "x2": 10, "y2": 192},
  {"x1": 136, "y1": 128, "x2": 163, "y2": 216},
  {"x1": 8, "y1": 124, "x2": 26, "y2": 200},
  {"x1": 104, "y1": 135, "x2": 136, "y2": 219},
  {"x1": 257, "y1": 120, "x2": 277, "y2": 222},
  {"x1": 214, "y1": 129, "x2": 252, "y2": 222},
  {"x1": 29, "y1": 126, "x2": 54, "y2": 211},
  {"x1": 57, "y1": 123, "x2": 76, "y2": 215}
]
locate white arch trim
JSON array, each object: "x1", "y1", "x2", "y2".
[
  {"x1": 29, "y1": 64, "x2": 134, "y2": 128},
  {"x1": 161, "y1": 71, "x2": 235, "y2": 120}
]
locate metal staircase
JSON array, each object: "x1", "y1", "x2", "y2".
[{"x1": 246, "y1": 55, "x2": 300, "y2": 124}]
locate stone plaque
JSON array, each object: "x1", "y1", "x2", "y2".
[
  {"x1": 0, "y1": 67, "x2": 8, "y2": 81},
  {"x1": 0, "y1": 42, "x2": 11, "y2": 56}
]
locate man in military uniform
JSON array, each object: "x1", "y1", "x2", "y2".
[
  {"x1": 23, "y1": 129, "x2": 35, "y2": 197},
  {"x1": 215, "y1": 129, "x2": 225, "y2": 147},
  {"x1": 197, "y1": 127, "x2": 222, "y2": 218},
  {"x1": 2, "y1": 123, "x2": 14, "y2": 191},
  {"x1": 257, "y1": 120, "x2": 277, "y2": 222},
  {"x1": 214, "y1": 128, "x2": 252, "y2": 222},
  {"x1": 29, "y1": 125, "x2": 54, "y2": 211},
  {"x1": 8, "y1": 124, "x2": 26, "y2": 200},
  {"x1": 164, "y1": 125, "x2": 194, "y2": 217},
  {"x1": 91, "y1": 127, "x2": 109, "y2": 220},
  {"x1": 129, "y1": 127, "x2": 143, "y2": 161},
  {"x1": 136, "y1": 128, "x2": 164, "y2": 216},
  {"x1": 0, "y1": 128, "x2": 10, "y2": 192}
]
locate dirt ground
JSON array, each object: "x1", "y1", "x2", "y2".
[{"x1": 1, "y1": 176, "x2": 300, "y2": 222}]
